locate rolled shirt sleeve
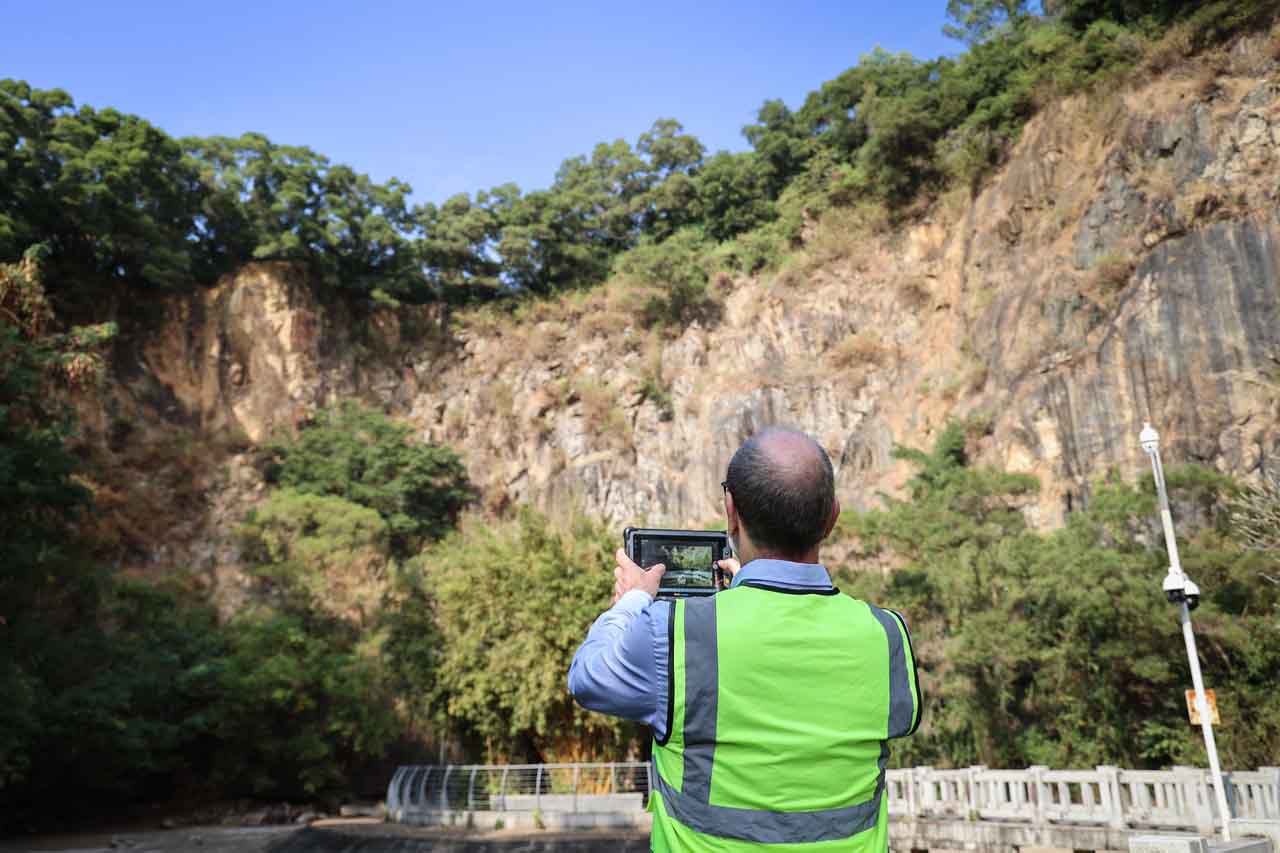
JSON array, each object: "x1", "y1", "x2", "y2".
[{"x1": 568, "y1": 589, "x2": 670, "y2": 740}]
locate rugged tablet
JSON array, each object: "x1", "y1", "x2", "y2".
[{"x1": 623, "y1": 527, "x2": 732, "y2": 599}]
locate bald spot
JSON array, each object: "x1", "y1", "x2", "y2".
[{"x1": 753, "y1": 427, "x2": 830, "y2": 494}]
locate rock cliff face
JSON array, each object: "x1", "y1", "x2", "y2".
[{"x1": 93, "y1": 40, "x2": 1280, "y2": 579}]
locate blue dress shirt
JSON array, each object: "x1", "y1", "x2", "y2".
[{"x1": 566, "y1": 559, "x2": 836, "y2": 741}]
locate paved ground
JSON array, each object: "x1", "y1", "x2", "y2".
[
  {"x1": 0, "y1": 825, "x2": 296, "y2": 853},
  {"x1": 0, "y1": 821, "x2": 650, "y2": 853}
]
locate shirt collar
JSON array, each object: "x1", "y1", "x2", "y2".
[{"x1": 729, "y1": 558, "x2": 833, "y2": 590}]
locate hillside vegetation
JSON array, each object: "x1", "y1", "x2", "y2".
[
  {"x1": 3, "y1": 0, "x2": 1273, "y2": 318},
  {"x1": 2, "y1": 0, "x2": 1279, "y2": 830}
]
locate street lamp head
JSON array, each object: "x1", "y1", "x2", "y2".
[{"x1": 1140, "y1": 423, "x2": 1160, "y2": 455}]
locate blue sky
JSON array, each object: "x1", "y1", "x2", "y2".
[{"x1": 7, "y1": 1, "x2": 957, "y2": 205}]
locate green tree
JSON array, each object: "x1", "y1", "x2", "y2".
[
  {"x1": 743, "y1": 99, "x2": 814, "y2": 199},
  {"x1": 416, "y1": 189, "x2": 508, "y2": 301},
  {"x1": 267, "y1": 402, "x2": 473, "y2": 557},
  {"x1": 836, "y1": 424, "x2": 1280, "y2": 770},
  {"x1": 203, "y1": 609, "x2": 398, "y2": 798},
  {"x1": 691, "y1": 152, "x2": 776, "y2": 242},
  {"x1": 0, "y1": 81, "x2": 205, "y2": 313},
  {"x1": 420, "y1": 509, "x2": 641, "y2": 762},
  {"x1": 0, "y1": 252, "x2": 221, "y2": 820},
  {"x1": 185, "y1": 134, "x2": 425, "y2": 300},
  {"x1": 945, "y1": 0, "x2": 1035, "y2": 43},
  {"x1": 240, "y1": 491, "x2": 391, "y2": 627},
  {"x1": 0, "y1": 316, "x2": 94, "y2": 792},
  {"x1": 611, "y1": 226, "x2": 715, "y2": 326}
]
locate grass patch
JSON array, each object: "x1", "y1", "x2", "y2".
[
  {"x1": 636, "y1": 333, "x2": 674, "y2": 421},
  {"x1": 827, "y1": 331, "x2": 889, "y2": 372},
  {"x1": 896, "y1": 278, "x2": 931, "y2": 311},
  {"x1": 1089, "y1": 252, "x2": 1136, "y2": 296},
  {"x1": 572, "y1": 378, "x2": 633, "y2": 450}
]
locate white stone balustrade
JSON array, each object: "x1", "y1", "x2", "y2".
[{"x1": 386, "y1": 763, "x2": 1280, "y2": 842}]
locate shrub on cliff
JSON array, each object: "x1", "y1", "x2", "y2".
[
  {"x1": 264, "y1": 402, "x2": 474, "y2": 557},
  {"x1": 239, "y1": 491, "x2": 391, "y2": 626},
  {"x1": 612, "y1": 227, "x2": 716, "y2": 327}
]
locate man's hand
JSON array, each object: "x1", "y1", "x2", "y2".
[
  {"x1": 612, "y1": 548, "x2": 665, "y2": 606},
  {"x1": 716, "y1": 557, "x2": 741, "y2": 590}
]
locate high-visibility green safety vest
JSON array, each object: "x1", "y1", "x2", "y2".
[{"x1": 649, "y1": 583, "x2": 921, "y2": 851}]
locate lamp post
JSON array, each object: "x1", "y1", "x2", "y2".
[{"x1": 1139, "y1": 423, "x2": 1232, "y2": 841}]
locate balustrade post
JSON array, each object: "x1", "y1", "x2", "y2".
[
  {"x1": 500, "y1": 767, "x2": 510, "y2": 811},
  {"x1": 1261, "y1": 767, "x2": 1280, "y2": 819},
  {"x1": 904, "y1": 768, "x2": 916, "y2": 818},
  {"x1": 1027, "y1": 766, "x2": 1047, "y2": 827},
  {"x1": 1174, "y1": 765, "x2": 1215, "y2": 836},
  {"x1": 917, "y1": 766, "x2": 933, "y2": 817},
  {"x1": 573, "y1": 764, "x2": 581, "y2": 813},
  {"x1": 967, "y1": 765, "x2": 986, "y2": 820},
  {"x1": 1096, "y1": 765, "x2": 1126, "y2": 829},
  {"x1": 535, "y1": 765, "x2": 544, "y2": 814},
  {"x1": 467, "y1": 767, "x2": 477, "y2": 811}
]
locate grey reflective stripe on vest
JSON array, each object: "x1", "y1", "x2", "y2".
[
  {"x1": 681, "y1": 596, "x2": 718, "y2": 801},
  {"x1": 653, "y1": 757, "x2": 883, "y2": 844},
  {"x1": 869, "y1": 605, "x2": 915, "y2": 738}
]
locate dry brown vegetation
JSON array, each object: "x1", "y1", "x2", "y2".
[
  {"x1": 896, "y1": 278, "x2": 932, "y2": 310},
  {"x1": 1089, "y1": 252, "x2": 1137, "y2": 296},
  {"x1": 1144, "y1": 21, "x2": 1197, "y2": 74},
  {"x1": 827, "y1": 331, "x2": 888, "y2": 371},
  {"x1": 77, "y1": 423, "x2": 220, "y2": 570},
  {"x1": 572, "y1": 377, "x2": 633, "y2": 451},
  {"x1": 797, "y1": 203, "x2": 890, "y2": 274}
]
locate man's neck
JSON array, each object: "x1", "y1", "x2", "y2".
[{"x1": 748, "y1": 549, "x2": 821, "y2": 565}]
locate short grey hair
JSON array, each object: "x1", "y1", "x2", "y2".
[{"x1": 724, "y1": 427, "x2": 835, "y2": 557}]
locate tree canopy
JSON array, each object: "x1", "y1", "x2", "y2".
[
  {"x1": 5, "y1": 0, "x2": 1273, "y2": 317},
  {"x1": 264, "y1": 402, "x2": 474, "y2": 557},
  {"x1": 836, "y1": 422, "x2": 1280, "y2": 770}
]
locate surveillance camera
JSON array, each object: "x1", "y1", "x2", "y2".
[
  {"x1": 1163, "y1": 569, "x2": 1185, "y2": 605},
  {"x1": 1184, "y1": 578, "x2": 1201, "y2": 611}
]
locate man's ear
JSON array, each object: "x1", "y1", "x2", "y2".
[
  {"x1": 822, "y1": 496, "x2": 841, "y2": 540},
  {"x1": 725, "y1": 490, "x2": 740, "y2": 539}
]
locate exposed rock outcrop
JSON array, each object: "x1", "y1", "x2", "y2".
[{"x1": 89, "y1": 42, "x2": 1280, "y2": 578}]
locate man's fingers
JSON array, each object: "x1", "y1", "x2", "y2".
[
  {"x1": 615, "y1": 548, "x2": 643, "y2": 573},
  {"x1": 717, "y1": 558, "x2": 741, "y2": 577},
  {"x1": 650, "y1": 562, "x2": 666, "y2": 577}
]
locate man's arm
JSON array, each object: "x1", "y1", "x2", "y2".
[
  {"x1": 568, "y1": 590, "x2": 664, "y2": 723},
  {"x1": 885, "y1": 608, "x2": 923, "y2": 738},
  {"x1": 566, "y1": 550, "x2": 670, "y2": 733}
]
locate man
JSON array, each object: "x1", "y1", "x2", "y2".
[{"x1": 568, "y1": 427, "x2": 921, "y2": 852}]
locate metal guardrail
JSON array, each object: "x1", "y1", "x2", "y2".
[
  {"x1": 388, "y1": 762, "x2": 1280, "y2": 836},
  {"x1": 387, "y1": 762, "x2": 651, "y2": 816}
]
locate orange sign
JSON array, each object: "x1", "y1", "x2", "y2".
[{"x1": 1185, "y1": 689, "x2": 1221, "y2": 725}]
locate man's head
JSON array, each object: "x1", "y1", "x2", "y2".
[{"x1": 723, "y1": 427, "x2": 840, "y2": 565}]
